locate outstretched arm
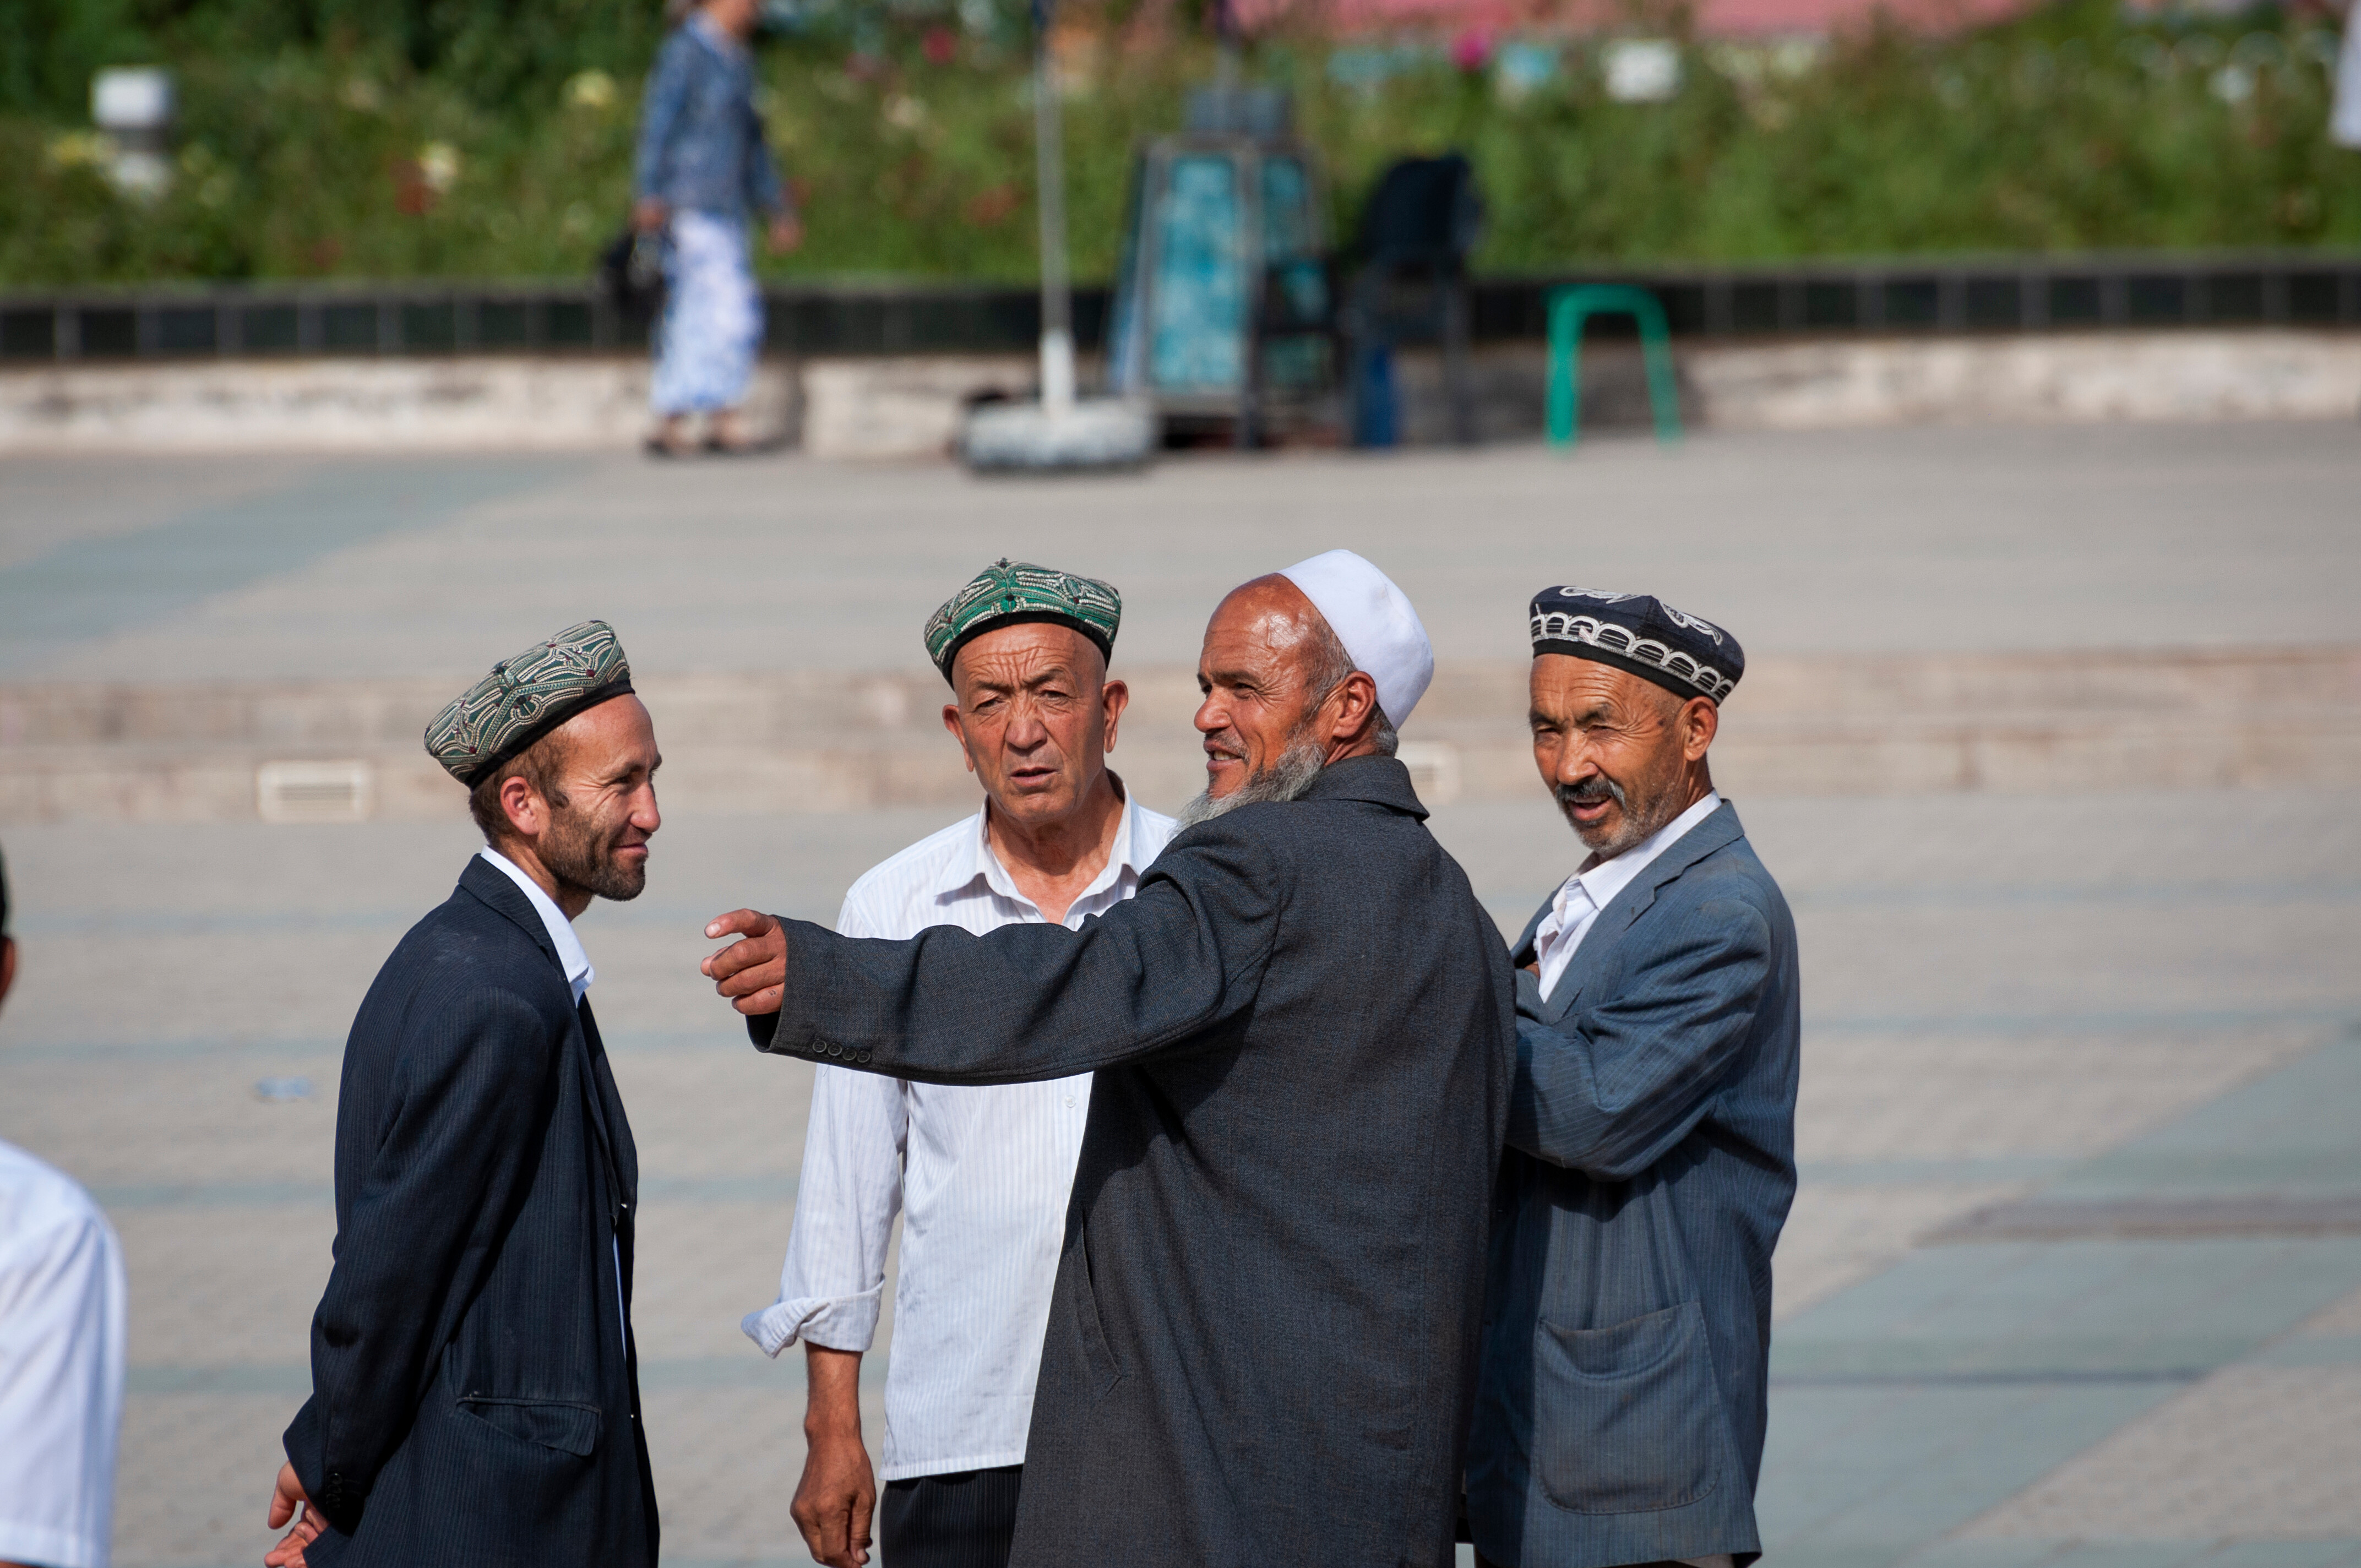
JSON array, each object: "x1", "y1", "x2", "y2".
[
  {"x1": 703, "y1": 823, "x2": 1281, "y2": 1085},
  {"x1": 1510, "y1": 894, "x2": 1772, "y2": 1181}
]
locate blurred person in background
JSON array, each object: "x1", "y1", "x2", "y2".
[
  {"x1": 262, "y1": 623, "x2": 662, "y2": 1568},
  {"x1": 743, "y1": 562, "x2": 1176, "y2": 1568},
  {"x1": 633, "y1": 0, "x2": 803, "y2": 457},
  {"x1": 1465, "y1": 591, "x2": 1798, "y2": 1568},
  {"x1": 2335, "y1": 0, "x2": 2361, "y2": 149},
  {"x1": 0, "y1": 843, "x2": 128, "y2": 1568}
]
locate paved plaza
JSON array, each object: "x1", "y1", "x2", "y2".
[{"x1": 1, "y1": 425, "x2": 2357, "y2": 1567}]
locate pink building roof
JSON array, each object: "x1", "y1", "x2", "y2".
[{"x1": 1242, "y1": 0, "x2": 2027, "y2": 38}]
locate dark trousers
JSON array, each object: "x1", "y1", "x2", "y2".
[{"x1": 880, "y1": 1464, "x2": 1023, "y2": 1568}]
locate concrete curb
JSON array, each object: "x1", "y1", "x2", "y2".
[{"x1": 2, "y1": 332, "x2": 2353, "y2": 459}]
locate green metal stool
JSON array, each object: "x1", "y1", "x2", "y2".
[{"x1": 1545, "y1": 284, "x2": 1683, "y2": 448}]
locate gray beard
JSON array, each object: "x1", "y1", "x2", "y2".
[{"x1": 1178, "y1": 738, "x2": 1328, "y2": 829}]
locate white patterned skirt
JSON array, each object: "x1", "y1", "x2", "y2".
[{"x1": 651, "y1": 209, "x2": 763, "y2": 415}]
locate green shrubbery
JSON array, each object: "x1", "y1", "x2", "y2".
[{"x1": 1, "y1": 0, "x2": 2354, "y2": 287}]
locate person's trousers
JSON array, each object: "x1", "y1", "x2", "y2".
[
  {"x1": 879, "y1": 1464, "x2": 1022, "y2": 1568},
  {"x1": 650, "y1": 209, "x2": 760, "y2": 416}
]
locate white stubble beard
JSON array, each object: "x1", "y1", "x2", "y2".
[{"x1": 1177, "y1": 736, "x2": 1329, "y2": 829}]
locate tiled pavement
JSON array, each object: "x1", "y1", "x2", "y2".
[{"x1": 0, "y1": 432, "x2": 2357, "y2": 1566}]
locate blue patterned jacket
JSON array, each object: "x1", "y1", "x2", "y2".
[
  {"x1": 1468, "y1": 800, "x2": 1800, "y2": 1568},
  {"x1": 633, "y1": 17, "x2": 786, "y2": 219}
]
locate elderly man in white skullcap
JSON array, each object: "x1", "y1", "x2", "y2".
[{"x1": 701, "y1": 551, "x2": 1514, "y2": 1568}]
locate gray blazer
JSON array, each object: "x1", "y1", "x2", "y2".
[
  {"x1": 750, "y1": 757, "x2": 1514, "y2": 1568},
  {"x1": 1466, "y1": 801, "x2": 1799, "y2": 1568}
]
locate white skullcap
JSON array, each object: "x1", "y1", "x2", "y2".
[{"x1": 1276, "y1": 549, "x2": 1435, "y2": 726}]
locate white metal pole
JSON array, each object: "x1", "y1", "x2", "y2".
[{"x1": 1032, "y1": 0, "x2": 1075, "y2": 415}]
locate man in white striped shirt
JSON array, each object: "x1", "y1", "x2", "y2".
[{"x1": 743, "y1": 562, "x2": 1175, "y2": 1568}]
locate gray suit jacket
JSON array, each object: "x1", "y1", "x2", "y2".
[
  {"x1": 1466, "y1": 801, "x2": 1799, "y2": 1568},
  {"x1": 750, "y1": 757, "x2": 1514, "y2": 1568}
]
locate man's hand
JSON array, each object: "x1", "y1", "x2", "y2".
[
  {"x1": 703, "y1": 910, "x2": 788, "y2": 1014},
  {"x1": 795, "y1": 1346, "x2": 875, "y2": 1567},
  {"x1": 767, "y1": 213, "x2": 804, "y2": 254},
  {"x1": 632, "y1": 195, "x2": 670, "y2": 233},
  {"x1": 263, "y1": 1463, "x2": 321, "y2": 1568}
]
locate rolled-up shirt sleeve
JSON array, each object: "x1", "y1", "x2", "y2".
[{"x1": 742, "y1": 894, "x2": 908, "y2": 1358}]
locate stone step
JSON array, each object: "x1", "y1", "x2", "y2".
[{"x1": 2, "y1": 646, "x2": 2354, "y2": 823}]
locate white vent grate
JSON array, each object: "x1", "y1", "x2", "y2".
[
  {"x1": 1396, "y1": 742, "x2": 1462, "y2": 806},
  {"x1": 257, "y1": 760, "x2": 376, "y2": 824}
]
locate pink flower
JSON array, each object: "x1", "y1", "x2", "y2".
[{"x1": 1451, "y1": 29, "x2": 1493, "y2": 72}]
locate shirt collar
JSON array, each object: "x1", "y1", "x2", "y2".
[
  {"x1": 477, "y1": 846, "x2": 595, "y2": 1003},
  {"x1": 1560, "y1": 790, "x2": 1723, "y2": 918},
  {"x1": 956, "y1": 776, "x2": 1146, "y2": 917}
]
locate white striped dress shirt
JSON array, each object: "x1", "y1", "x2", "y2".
[
  {"x1": 742, "y1": 786, "x2": 1177, "y2": 1481},
  {"x1": 1532, "y1": 791, "x2": 1721, "y2": 1003}
]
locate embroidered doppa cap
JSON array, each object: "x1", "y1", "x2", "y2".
[
  {"x1": 423, "y1": 619, "x2": 636, "y2": 786},
  {"x1": 1528, "y1": 587, "x2": 1743, "y2": 703},
  {"x1": 1276, "y1": 549, "x2": 1435, "y2": 726},
  {"x1": 924, "y1": 559, "x2": 1123, "y2": 684}
]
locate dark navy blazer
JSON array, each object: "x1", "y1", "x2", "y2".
[
  {"x1": 284, "y1": 857, "x2": 657, "y2": 1566},
  {"x1": 1467, "y1": 801, "x2": 1799, "y2": 1568}
]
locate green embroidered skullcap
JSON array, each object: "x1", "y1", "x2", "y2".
[
  {"x1": 923, "y1": 559, "x2": 1122, "y2": 684},
  {"x1": 423, "y1": 619, "x2": 635, "y2": 786}
]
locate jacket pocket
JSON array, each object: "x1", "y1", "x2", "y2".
[
  {"x1": 455, "y1": 1395, "x2": 603, "y2": 1458},
  {"x1": 1067, "y1": 1225, "x2": 1125, "y2": 1397},
  {"x1": 1532, "y1": 1301, "x2": 1724, "y2": 1515}
]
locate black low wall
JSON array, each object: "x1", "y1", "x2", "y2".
[{"x1": 3, "y1": 252, "x2": 2357, "y2": 363}]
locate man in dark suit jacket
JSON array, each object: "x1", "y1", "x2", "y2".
[
  {"x1": 704, "y1": 553, "x2": 1514, "y2": 1568},
  {"x1": 1466, "y1": 590, "x2": 1800, "y2": 1568},
  {"x1": 265, "y1": 621, "x2": 663, "y2": 1568}
]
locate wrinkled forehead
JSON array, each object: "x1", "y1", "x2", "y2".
[
  {"x1": 951, "y1": 619, "x2": 1106, "y2": 689},
  {"x1": 1529, "y1": 652, "x2": 1677, "y2": 718}
]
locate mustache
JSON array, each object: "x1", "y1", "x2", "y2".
[{"x1": 1555, "y1": 776, "x2": 1626, "y2": 810}]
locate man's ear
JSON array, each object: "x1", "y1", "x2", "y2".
[
  {"x1": 1683, "y1": 696, "x2": 1720, "y2": 761},
  {"x1": 498, "y1": 772, "x2": 544, "y2": 838},
  {"x1": 1100, "y1": 678, "x2": 1130, "y2": 754},
  {"x1": 0, "y1": 935, "x2": 17, "y2": 1015},
  {"x1": 942, "y1": 703, "x2": 978, "y2": 774},
  {"x1": 1334, "y1": 670, "x2": 1380, "y2": 745}
]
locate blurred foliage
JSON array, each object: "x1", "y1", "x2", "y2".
[
  {"x1": 0, "y1": 0, "x2": 2355, "y2": 286},
  {"x1": 0, "y1": 0, "x2": 665, "y2": 118}
]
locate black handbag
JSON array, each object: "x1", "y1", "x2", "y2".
[{"x1": 597, "y1": 226, "x2": 667, "y2": 324}]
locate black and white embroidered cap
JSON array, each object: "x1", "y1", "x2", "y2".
[{"x1": 1528, "y1": 587, "x2": 1744, "y2": 704}]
